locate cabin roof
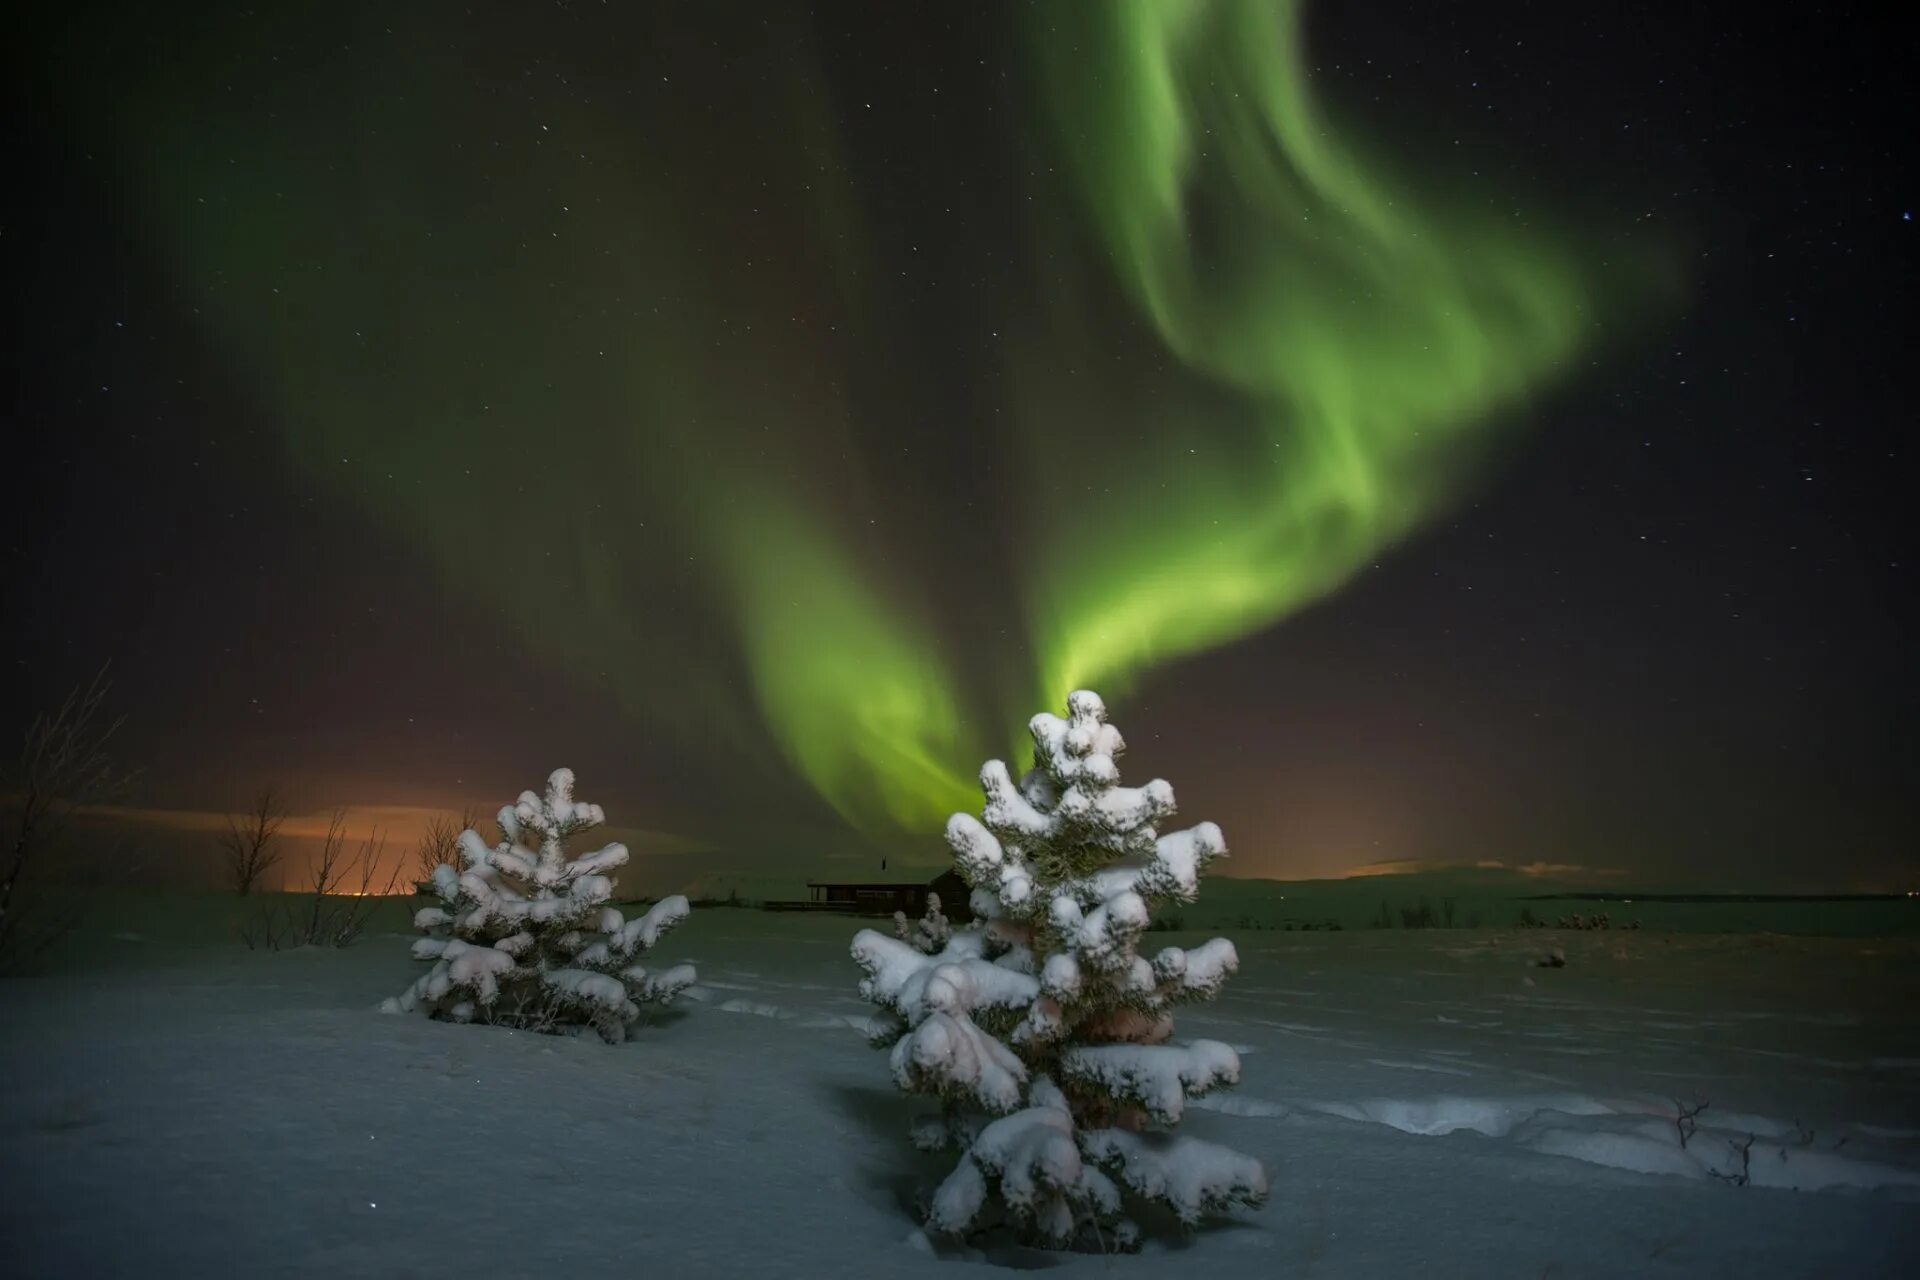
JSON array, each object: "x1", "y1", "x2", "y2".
[{"x1": 807, "y1": 871, "x2": 961, "y2": 887}]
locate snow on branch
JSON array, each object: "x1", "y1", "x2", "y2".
[
  {"x1": 894, "y1": 892, "x2": 952, "y2": 954},
  {"x1": 890, "y1": 1011, "x2": 1029, "y2": 1114},
  {"x1": 854, "y1": 931, "x2": 1040, "y2": 1024},
  {"x1": 1058, "y1": 1040, "x2": 1242, "y2": 1125},
  {"x1": 1080, "y1": 1128, "x2": 1269, "y2": 1227}
]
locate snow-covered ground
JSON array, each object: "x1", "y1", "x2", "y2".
[{"x1": 4, "y1": 906, "x2": 1917, "y2": 1277}]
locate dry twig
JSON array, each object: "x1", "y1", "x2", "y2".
[{"x1": 1672, "y1": 1098, "x2": 1709, "y2": 1150}]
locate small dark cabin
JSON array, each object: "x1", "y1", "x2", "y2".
[{"x1": 767, "y1": 869, "x2": 971, "y2": 921}]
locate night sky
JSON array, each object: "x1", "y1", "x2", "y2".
[{"x1": 6, "y1": 1, "x2": 1911, "y2": 890}]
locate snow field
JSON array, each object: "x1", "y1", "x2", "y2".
[{"x1": 2, "y1": 912, "x2": 1917, "y2": 1276}]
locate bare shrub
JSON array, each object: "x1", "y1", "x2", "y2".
[
  {"x1": 219, "y1": 788, "x2": 287, "y2": 895},
  {"x1": 1, "y1": 666, "x2": 132, "y2": 971},
  {"x1": 236, "y1": 904, "x2": 290, "y2": 951},
  {"x1": 239, "y1": 812, "x2": 402, "y2": 950},
  {"x1": 411, "y1": 808, "x2": 479, "y2": 885}
]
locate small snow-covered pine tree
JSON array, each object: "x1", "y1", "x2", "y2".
[
  {"x1": 381, "y1": 768, "x2": 695, "y2": 1043},
  {"x1": 894, "y1": 892, "x2": 951, "y2": 955},
  {"x1": 852, "y1": 691, "x2": 1267, "y2": 1250}
]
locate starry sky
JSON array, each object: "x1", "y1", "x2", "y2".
[{"x1": 6, "y1": 1, "x2": 1911, "y2": 891}]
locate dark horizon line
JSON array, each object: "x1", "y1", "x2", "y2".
[{"x1": 1519, "y1": 892, "x2": 1913, "y2": 904}]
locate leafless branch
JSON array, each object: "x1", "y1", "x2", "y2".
[
  {"x1": 412, "y1": 808, "x2": 478, "y2": 884},
  {"x1": 219, "y1": 787, "x2": 287, "y2": 895},
  {"x1": 237, "y1": 898, "x2": 293, "y2": 952},
  {"x1": 2, "y1": 664, "x2": 132, "y2": 969},
  {"x1": 1672, "y1": 1098, "x2": 1709, "y2": 1150},
  {"x1": 301, "y1": 812, "x2": 361, "y2": 944},
  {"x1": 1708, "y1": 1134, "x2": 1756, "y2": 1186}
]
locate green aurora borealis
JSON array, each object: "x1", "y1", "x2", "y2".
[
  {"x1": 1022, "y1": 1, "x2": 1639, "y2": 707},
  {"x1": 59, "y1": 0, "x2": 1667, "y2": 835}
]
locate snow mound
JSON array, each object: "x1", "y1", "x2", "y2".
[{"x1": 1309, "y1": 1090, "x2": 1920, "y2": 1194}]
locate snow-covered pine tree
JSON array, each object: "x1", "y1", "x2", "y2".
[
  {"x1": 894, "y1": 892, "x2": 951, "y2": 955},
  {"x1": 851, "y1": 690, "x2": 1267, "y2": 1250},
  {"x1": 381, "y1": 768, "x2": 695, "y2": 1043}
]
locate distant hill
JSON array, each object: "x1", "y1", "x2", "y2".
[{"x1": 1184, "y1": 870, "x2": 1920, "y2": 936}]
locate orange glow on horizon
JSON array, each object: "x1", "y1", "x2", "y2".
[{"x1": 46, "y1": 797, "x2": 710, "y2": 894}]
